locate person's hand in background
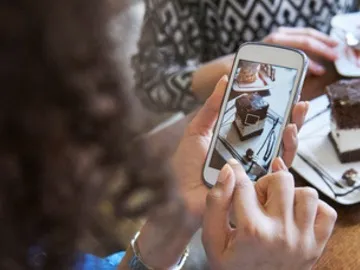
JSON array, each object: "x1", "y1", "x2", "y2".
[
  {"x1": 192, "y1": 27, "x2": 338, "y2": 101},
  {"x1": 263, "y1": 27, "x2": 338, "y2": 76},
  {"x1": 172, "y1": 75, "x2": 309, "y2": 230},
  {"x1": 202, "y1": 158, "x2": 337, "y2": 270}
]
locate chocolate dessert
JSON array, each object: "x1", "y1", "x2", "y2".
[
  {"x1": 326, "y1": 79, "x2": 360, "y2": 163},
  {"x1": 237, "y1": 62, "x2": 260, "y2": 83},
  {"x1": 342, "y1": 168, "x2": 358, "y2": 186},
  {"x1": 234, "y1": 93, "x2": 269, "y2": 141},
  {"x1": 245, "y1": 148, "x2": 254, "y2": 161}
]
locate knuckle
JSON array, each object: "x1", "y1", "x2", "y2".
[
  {"x1": 321, "y1": 201, "x2": 338, "y2": 222},
  {"x1": 308, "y1": 254, "x2": 321, "y2": 266},
  {"x1": 301, "y1": 38, "x2": 312, "y2": 49},
  {"x1": 234, "y1": 176, "x2": 252, "y2": 190},
  {"x1": 303, "y1": 249, "x2": 321, "y2": 267},
  {"x1": 305, "y1": 27, "x2": 313, "y2": 35},
  {"x1": 274, "y1": 170, "x2": 295, "y2": 186},
  {"x1": 300, "y1": 238, "x2": 322, "y2": 263},
  {"x1": 241, "y1": 220, "x2": 259, "y2": 239},
  {"x1": 206, "y1": 189, "x2": 222, "y2": 206},
  {"x1": 208, "y1": 188, "x2": 221, "y2": 200},
  {"x1": 266, "y1": 171, "x2": 295, "y2": 199},
  {"x1": 275, "y1": 228, "x2": 296, "y2": 252},
  {"x1": 268, "y1": 220, "x2": 299, "y2": 254},
  {"x1": 265, "y1": 33, "x2": 277, "y2": 43},
  {"x1": 298, "y1": 187, "x2": 319, "y2": 200}
]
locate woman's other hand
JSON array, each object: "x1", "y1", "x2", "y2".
[
  {"x1": 263, "y1": 27, "x2": 338, "y2": 76},
  {"x1": 192, "y1": 27, "x2": 338, "y2": 100},
  {"x1": 202, "y1": 158, "x2": 337, "y2": 270},
  {"x1": 172, "y1": 75, "x2": 309, "y2": 230}
]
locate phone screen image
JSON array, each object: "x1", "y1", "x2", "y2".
[{"x1": 209, "y1": 60, "x2": 298, "y2": 181}]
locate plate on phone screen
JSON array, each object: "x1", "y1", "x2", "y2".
[
  {"x1": 292, "y1": 95, "x2": 360, "y2": 205},
  {"x1": 232, "y1": 69, "x2": 272, "y2": 93},
  {"x1": 330, "y1": 12, "x2": 360, "y2": 77}
]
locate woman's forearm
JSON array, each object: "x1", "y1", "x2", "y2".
[
  {"x1": 191, "y1": 54, "x2": 234, "y2": 101},
  {"x1": 117, "y1": 203, "x2": 197, "y2": 269}
]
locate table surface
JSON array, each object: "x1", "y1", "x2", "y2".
[{"x1": 146, "y1": 64, "x2": 360, "y2": 269}]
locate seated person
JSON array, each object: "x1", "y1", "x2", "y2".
[{"x1": 132, "y1": 0, "x2": 357, "y2": 112}]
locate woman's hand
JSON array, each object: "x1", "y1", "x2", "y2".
[
  {"x1": 263, "y1": 27, "x2": 338, "y2": 76},
  {"x1": 172, "y1": 75, "x2": 309, "y2": 229},
  {"x1": 202, "y1": 158, "x2": 337, "y2": 270}
]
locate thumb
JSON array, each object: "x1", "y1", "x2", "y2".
[
  {"x1": 202, "y1": 164, "x2": 235, "y2": 257},
  {"x1": 186, "y1": 75, "x2": 228, "y2": 136}
]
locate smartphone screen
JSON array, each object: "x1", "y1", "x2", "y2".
[{"x1": 208, "y1": 60, "x2": 298, "y2": 181}]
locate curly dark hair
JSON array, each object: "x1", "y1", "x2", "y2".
[{"x1": 0, "y1": 0, "x2": 172, "y2": 269}]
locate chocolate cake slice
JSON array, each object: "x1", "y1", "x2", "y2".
[
  {"x1": 234, "y1": 93, "x2": 269, "y2": 141},
  {"x1": 326, "y1": 79, "x2": 360, "y2": 163}
]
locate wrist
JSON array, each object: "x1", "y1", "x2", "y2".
[
  {"x1": 136, "y1": 203, "x2": 196, "y2": 268},
  {"x1": 191, "y1": 60, "x2": 228, "y2": 101}
]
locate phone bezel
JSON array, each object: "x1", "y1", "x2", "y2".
[{"x1": 203, "y1": 42, "x2": 309, "y2": 187}]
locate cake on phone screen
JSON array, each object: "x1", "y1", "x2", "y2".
[{"x1": 209, "y1": 60, "x2": 297, "y2": 181}]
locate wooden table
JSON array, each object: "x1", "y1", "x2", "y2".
[{"x1": 146, "y1": 64, "x2": 360, "y2": 269}]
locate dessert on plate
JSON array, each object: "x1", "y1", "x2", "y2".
[
  {"x1": 237, "y1": 62, "x2": 260, "y2": 83},
  {"x1": 234, "y1": 93, "x2": 269, "y2": 141},
  {"x1": 326, "y1": 79, "x2": 360, "y2": 163},
  {"x1": 342, "y1": 168, "x2": 359, "y2": 186}
]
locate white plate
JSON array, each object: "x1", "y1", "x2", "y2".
[
  {"x1": 330, "y1": 12, "x2": 360, "y2": 77},
  {"x1": 233, "y1": 69, "x2": 273, "y2": 92},
  {"x1": 292, "y1": 95, "x2": 360, "y2": 205},
  {"x1": 232, "y1": 81, "x2": 271, "y2": 92},
  {"x1": 331, "y1": 12, "x2": 360, "y2": 32}
]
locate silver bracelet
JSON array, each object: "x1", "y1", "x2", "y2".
[{"x1": 128, "y1": 231, "x2": 189, "y2": 270}]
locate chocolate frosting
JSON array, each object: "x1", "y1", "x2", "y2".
[
  {"x1": 327, "y1": 79, "x2": 360, "y2": 104},
  {"x1": 326, "y1": 79, "x2": 360, "y2": 129},
  {"x1": 235, "y1": 93, "x2": 269, "y2": 123},
  {"x1": 236, "y1": 93, "x2": 268, "y2": 111}
]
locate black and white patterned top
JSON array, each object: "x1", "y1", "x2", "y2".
[{"x1": 132, "y1": 0, "x2": 357, "y2": 113}]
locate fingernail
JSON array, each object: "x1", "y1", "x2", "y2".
[
  {"x1": 228, "y1": 158, "x2": 239, "y2": 166},
  {"x1": 221, "y1": 74, "x2": 229, "y2": 82},
  {"x1": 305, "y1": 101, "x2": 310, "y2": 114},
  {"x1": 217, "y1": 164, "x2": 232, "y2": 183},
  {"x1": 314, "y1": 65, "x2": 325, "y2": 74},
  {"x1": 278, "y1": 158, "x2": 287, "y2": 170},
  {"x1": 291, "y1": 123, "x2": 298, "y2": 137},
  {"x1": 331, "y1": 39, "x2": 339, "y2": 46},
  {"x1": 274, "y1": 157, "x2": 287, "y2": 171}
]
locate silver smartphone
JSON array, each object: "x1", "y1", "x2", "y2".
[{"x1": 203, "y1": 42, "x2": 308, "y2": 187}]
